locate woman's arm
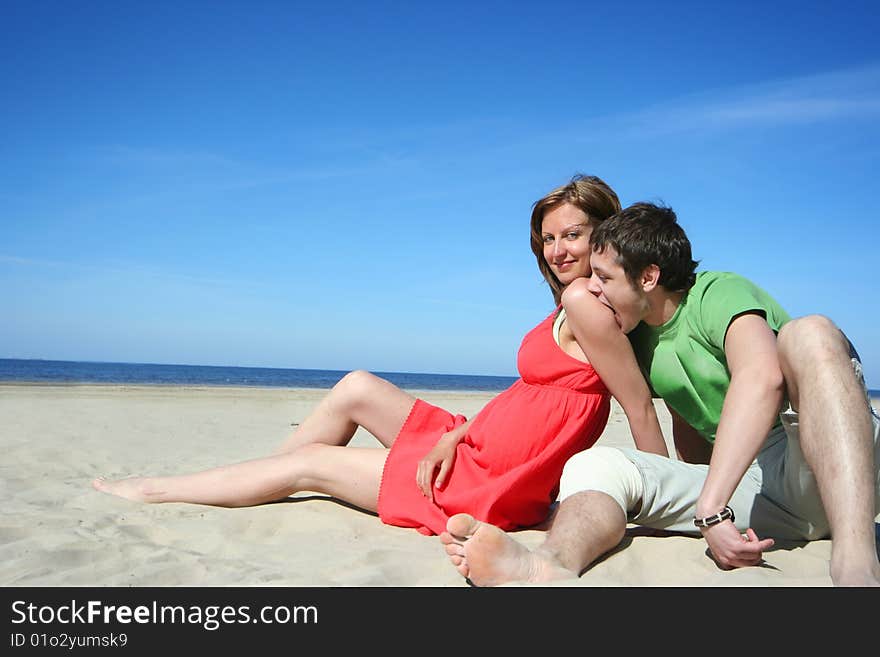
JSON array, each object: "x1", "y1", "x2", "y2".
[{"x1": 561, "y1": 280, "x2": 669, "y2": 457}]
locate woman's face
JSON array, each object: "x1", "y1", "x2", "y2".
[{"x1": 541, "y1": 203, "x2": 593, "y2": 286}]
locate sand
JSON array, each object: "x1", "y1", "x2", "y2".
[{"x1": 1, "y1": 383, "x2": 877, "y2": 587}]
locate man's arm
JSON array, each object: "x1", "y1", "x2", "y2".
[{"x1": 697, "y1": 311, "x2": 783, "y2": 567}]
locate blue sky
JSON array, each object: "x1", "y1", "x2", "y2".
[{"x1": 2, "y1": 1, "x2": 879, "y2": 386}]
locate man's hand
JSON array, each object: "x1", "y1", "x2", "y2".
[{"x1": 701, "y1": 521, "x2": 775, "y2": 569}]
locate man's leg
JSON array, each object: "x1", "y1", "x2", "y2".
[
  {"x1": 440, "y1": 491, "x2": 625, "y2": 586},
  {"x1": 776, "y1": 314, "x2": 880, "y2": 586},
  {"x1": 440, "y1": 446, "x2": 640, "y2": 586}
]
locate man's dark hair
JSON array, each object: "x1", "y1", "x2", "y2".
[{"x1": 590, "y1": 202, "x2": 699, "y2": 292}]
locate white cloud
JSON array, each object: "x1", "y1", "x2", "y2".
[{"x1": 582, "y1": 63, "x2": 880, "y2": 140}]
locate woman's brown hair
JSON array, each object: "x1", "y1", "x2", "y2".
[{"x1": 529, "y1": 174, "x2": 622, "y2": 305}]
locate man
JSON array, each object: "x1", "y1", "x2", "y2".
[{"x1": 441, "y1": 202, "x2": 880, "y2": 586}]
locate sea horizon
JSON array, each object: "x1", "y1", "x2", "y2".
[
  {"x1": 2, "y1": 357, "x2": 877, "y2": 397},
  {"x1": 0, "y1": 357, "x2": 519, "y2": 393}
]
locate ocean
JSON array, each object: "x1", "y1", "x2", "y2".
[
  {"x1": 0, "y1": 358, "x2": 518, "y2": 393},
  {"x1": 1, "y1": 359, "x2": 876, "y2": 397}
]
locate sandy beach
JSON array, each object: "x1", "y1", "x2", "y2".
[{"x1": 1, "y1": 383, "x2": 877, "y2": 587}]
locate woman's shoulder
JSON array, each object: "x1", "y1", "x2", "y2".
[{"x1": 561, "y1": 285, "x2": 618, "y2": 332}]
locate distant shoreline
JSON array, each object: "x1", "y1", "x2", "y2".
[
  {"x1": 0, "y1": 381, "x2": 503, "y2": 397},
  {"x1": 1, "y1": 381, "x2": 876, "y2": 407},
  {"x1": 1, "y1": 358, "x2": 876, "y2": 398},
  {"x1": 0, "y1": 358, "x2": 518, "y2": 394}
]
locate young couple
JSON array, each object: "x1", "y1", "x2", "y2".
[
  {"x1": 441, "y1": 201, "x2": 880, "y2": 587},
  {"x1": 94, "y1": 176, "x2": 880, "y2": 586}
]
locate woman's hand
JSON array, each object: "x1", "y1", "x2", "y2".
[{"x1": 416, "y1": 426, "x2": 466, "y2": 501}]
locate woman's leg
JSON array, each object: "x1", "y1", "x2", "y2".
[
  {"x1": 93, "y1": 443, "x2": 390, "y2": 512},
  {"x1": 93, "y1": 370, "x2": 418, "y2": 510},
  {"x1": 277, "y1": 370, "x2": 417, "y2": 453}
]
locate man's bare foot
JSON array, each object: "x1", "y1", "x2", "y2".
[
  {"x1": 439, "y1": 513, "x2": 577, "y2": 586},
  {"x1": 830, "y1": 559, "x2": 880, "y2": 587},
  {"x1": 91, "y1": 476, "x2": 164, "y2": 503}
]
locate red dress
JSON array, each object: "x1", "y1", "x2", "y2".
[{"x1": 377, "y1": 311, "x2": 611, "y2": 535}]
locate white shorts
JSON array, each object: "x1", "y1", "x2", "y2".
[{"x1": 559, "y1": 357, "x2": 880, "y2": 539}]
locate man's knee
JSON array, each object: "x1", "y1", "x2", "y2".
[
  {"x1": 559, "y1": 447, "x2": 643, "y2": 514},
  {"x1": 777, "y1": 314, "x2": 848, "y2": 364}
]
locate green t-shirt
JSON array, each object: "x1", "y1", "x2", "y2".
[{"x1": 629, "y1": 271, "x2": 791, "y2": 443}]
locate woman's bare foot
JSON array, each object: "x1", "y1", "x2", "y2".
[
  {"x1": 91, "y1": 476, "x2": 165, "y2": 503},
  {"x1": 439, "y1": 513, "x2": 577, "y2": 586}
]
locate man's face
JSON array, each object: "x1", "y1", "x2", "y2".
[{"x1": 587, "y1": 246, "x2": 648, "y2": 333}]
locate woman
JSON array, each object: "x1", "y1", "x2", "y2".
[{"x1": 93, "y1": 174, "x2": 667, "y2": 536}]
